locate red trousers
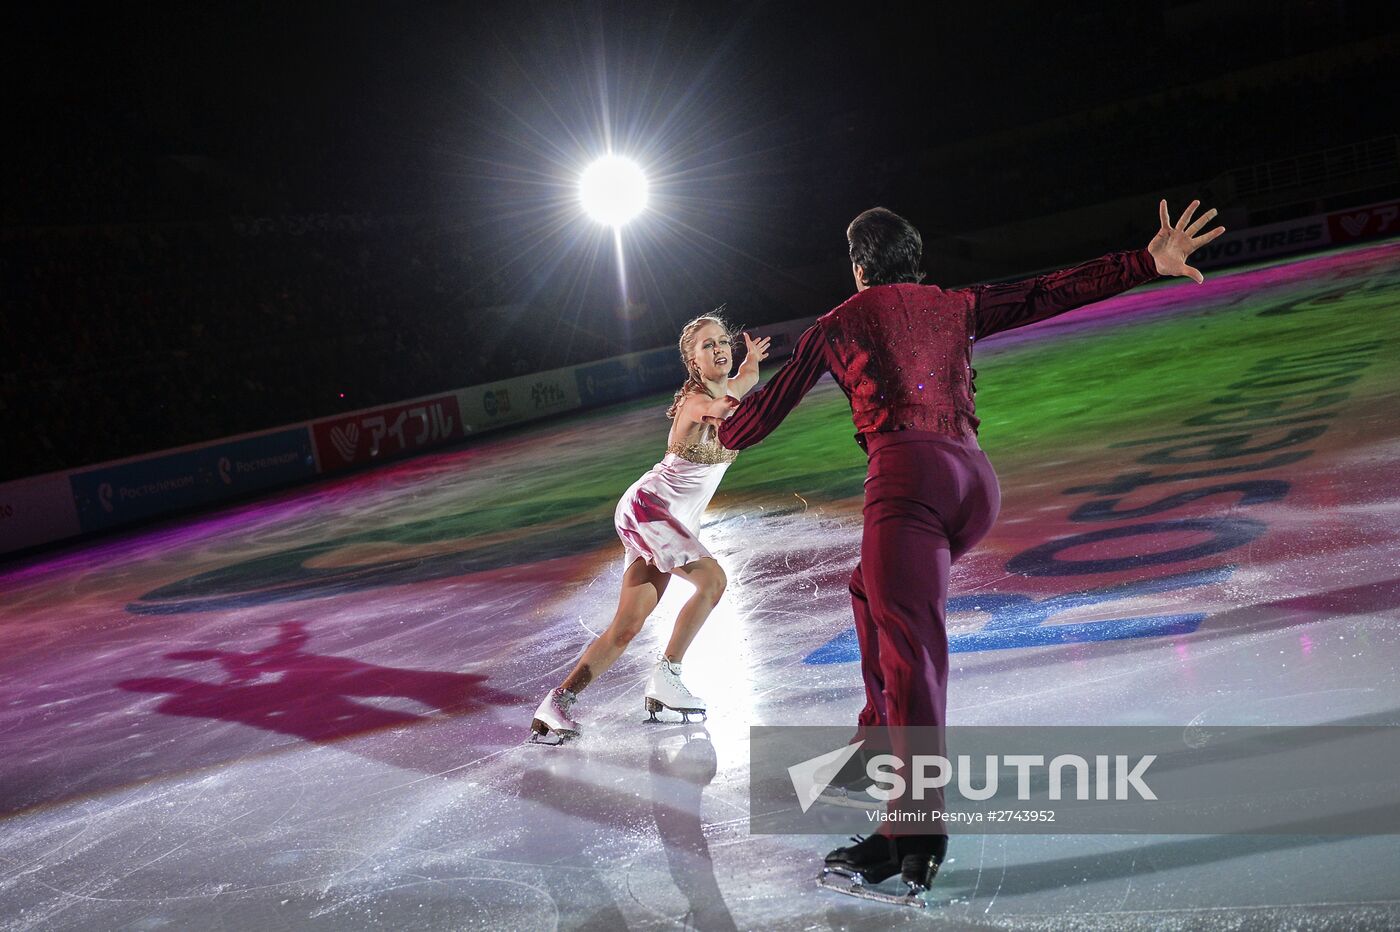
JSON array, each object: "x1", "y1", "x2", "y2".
[{"x1": 850, "y1": 431, "x2": 1000, "y2": 826}]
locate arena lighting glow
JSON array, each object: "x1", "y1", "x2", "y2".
[{"x1": 579, "y1": 155, "x2": 648, "y2": 227}]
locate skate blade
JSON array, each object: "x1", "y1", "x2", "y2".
[
  {"x1": 817, "y1": 787, "x2": 883, "y2": 810},
  {"x1": 816, "y1": 868, "x2": 927, "y2": 909},
  {"x1": 527, "y1": 719, "x2": 578, "y2": 746},
  {"x1": 643, "y1": 697, "x2": 707, "y2": 724},
  {"x1": 526, "y1": 731, "x2": 576, "y2": 746}
]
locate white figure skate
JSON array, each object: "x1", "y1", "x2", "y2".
[
  {"x1": 529, "y1": 687, "x2": 580, "y2": 745},
  {"x1": 643, "y1": 653, "x2": 707, "y2": 723}
]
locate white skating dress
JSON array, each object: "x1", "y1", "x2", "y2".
[{"x1": 614, "y1": 425, "x2": 738, "y2": 574}]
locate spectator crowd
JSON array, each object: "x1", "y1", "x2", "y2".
[{"x1": 4, "y1": 50, "x2": 1394, "y2": 482}]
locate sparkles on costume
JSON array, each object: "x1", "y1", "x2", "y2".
[
  {"x1": 614, "y1": 422, "x2": 739, "y2": 574},
  {"x1": 718, "y1": 248, "x2": 1161, "y2": 821}
]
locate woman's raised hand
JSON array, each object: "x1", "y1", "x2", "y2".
[{"x1": 742, "y1": 332, "x2": 772, "y2": 366}]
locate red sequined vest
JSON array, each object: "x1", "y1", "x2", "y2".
[{"x1": 818, "y1": 284, "x2": 981, "y2": 444}]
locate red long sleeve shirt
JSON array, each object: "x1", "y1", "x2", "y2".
[{"x1": 718, "y1": 248, "x2": 1161, "y2": 452}]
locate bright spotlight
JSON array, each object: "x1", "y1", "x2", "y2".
[{"x1": 579, "y1": 156, "x2": 648, "y2": 227}]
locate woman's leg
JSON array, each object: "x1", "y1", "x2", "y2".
[
  {"x1": 561, "y1": 557, "x2": 671, "y2": 694},
  {"x1": 662, "y1": 557, "x2": 727, "y2": 662}
]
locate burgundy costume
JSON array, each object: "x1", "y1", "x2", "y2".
[{"x1": 718, "y1": 248, "x2": 1161, "y2": 822}]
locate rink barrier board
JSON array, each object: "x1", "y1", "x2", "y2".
[
  {"x1": 1193, "y1": 196, "x2": 1398, "y2": 269},
  {"x1": 455, "y1": 364, "x2": 582, "y2": 435},
  {"x1": 69, "y1": 428, "x2": 318, "y2": 535},
  {"x1": 0, "y1": 474, "x2": 82, "y2": 554},
  {"x1": 309, "y1": 393, "x2": 466, "y2": 476},
  {"x1": 2, "y1": 203, "x2": 1394, "y2": 556}
]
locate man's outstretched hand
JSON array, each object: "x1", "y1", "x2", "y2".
[
  {"x1": 1148, "y1": 199, "x2": 1226, "y2": 284},
  {"x1": 701, "y1": 394, "x2": 739, "y2": 429}
]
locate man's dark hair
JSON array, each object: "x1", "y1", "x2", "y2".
[{"x1": 846, "y1": 207, "x2": 925, "y2": 286}]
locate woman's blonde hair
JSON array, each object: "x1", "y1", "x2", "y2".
[{"x1": 666, "y1": 311, "x2": 732, "y2": 419}]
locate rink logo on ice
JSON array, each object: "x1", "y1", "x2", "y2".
[{"x1": 804, "y1": 567, "x2": 1230, "y2": 663}]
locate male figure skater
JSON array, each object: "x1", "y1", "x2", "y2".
[{"x1": 715, "y1": 200, "x2": 1224, "y2": 905}]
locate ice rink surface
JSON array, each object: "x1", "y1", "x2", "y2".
[{"x1": 2, "y1": 240, "x2": 1399, "y2": 930}]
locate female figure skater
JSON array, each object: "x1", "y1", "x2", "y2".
[{"x1": 530, "y1": 313, "x2": 771, "y2": 743}]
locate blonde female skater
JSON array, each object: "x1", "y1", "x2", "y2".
[{"x1": 530, "y1": 313, "x2": 770, "y2": 743}]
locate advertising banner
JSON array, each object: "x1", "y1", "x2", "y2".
[
  {"x1": 633, "y1": 347, "x2": 680, "y2": 393},
  {"x1": 1194, "y1": 197, "x2": 1400, "y2": 270},
  {"x1": 70, "y1": 427, "x2": 316, "y2": 533},
  {"x1": 573, "y1": 344, "x2": 747, "y2": 408},
  {"x1": 1326, "y1": 199, "x2": 1400, "y2": 244},
  {"x1": 751, "y1": 317, "x2": 817, "y2": 361},
  {"x1": 570, "y1": 322, "x2": 820, "y2": 410},
  {"x1": 575, "y1": 356, "x2": 639, "y2": 407},
  {"x1": 311, "y1": 394, "x2": 464, "y2": 473},
  {"x1": 0, "y1": 473, "x2": 82, "y2": 555},
  {"x1": 457, "y1": 366, "x2": 580, "y2": 433},
  {"x1": 1192, "y1": 214, "x2": 1331, "y2": 268}
]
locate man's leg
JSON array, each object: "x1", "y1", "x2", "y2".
[
  {"x1": 850, "y1": 561, "x2": 888, "y2": 732},
  {"x1": 863, "y1": 502, "x2": 952, "y2": 733},
  {"x1": 826, "y1": 438, "x2": 999, "y2": 894},
  {"x1": 858, "y1": 439, "x2": 981, "y2": 831},
  {"x1": 824, "y1": 561, "x2": 892, "y2": 794}
]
